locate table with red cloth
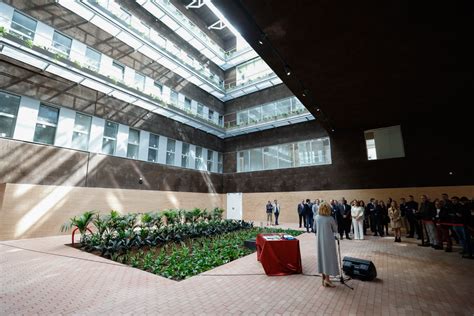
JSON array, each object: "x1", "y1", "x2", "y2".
[{"x1": 255, "y1": 233, "x2": 302, "y2": 276}]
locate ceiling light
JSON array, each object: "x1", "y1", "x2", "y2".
[
  {"x1": 258, "y1": 33, "x2": 266, "y2": 45},
  {"x1": 302, "y1": 89, "x2": 308, "y2": 97},
  {"x1": 316, "y1": 108, "x2": 320, "y2": 112},
  {"x1": 284, "y1": 65, "x2": 291, "y2": 76},
  {"x1": 331, "y1": 128, "x2": 335, "y2": 132}
]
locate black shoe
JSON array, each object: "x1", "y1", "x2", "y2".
[
  {"x1": 346, "y1": 237, "x2": 351, "y2": 240},
  {"x1": 433, "y1": 245, "x2": 443, "y2": 250}
]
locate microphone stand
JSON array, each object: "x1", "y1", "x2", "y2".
[{"x1": 335, "y1": 236, "x2": 354, "y2": 290}]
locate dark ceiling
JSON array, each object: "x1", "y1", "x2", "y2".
[{"x1": 214, "y1": 0, "x2": 473, "y2": 131}]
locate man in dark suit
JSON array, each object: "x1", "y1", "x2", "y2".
[
  {"x1": 373, "y1": 200, "x2": 385, "y2": 237},
  {"x1": 338, "y1": 199, "x2": 352, "y2": 239},
  {"x1": 366, "y1": 198, "x2": 376, "y2": 234},
  {"x1": 297, "y1": 200, "x2": 306, "y2": 228},
  {"x1": 419, "y1": 195, "x2": 436, "y2": 247},
  {"x1": 303, "y1": 199, "x2": 313, "y2": 233},
  {"x1": 405, "y1": 195, "x2": 419, "y2": 238}
]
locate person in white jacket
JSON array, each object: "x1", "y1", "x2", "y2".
[{"x1": 351, "y1": 200, "x2": 365, "y2": 240}]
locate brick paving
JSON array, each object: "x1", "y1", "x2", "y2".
[{"x1": 1, "y1": 223, "x2": 473, "y2": 315}]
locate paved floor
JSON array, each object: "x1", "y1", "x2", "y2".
[{"x1": 1, "y1": 223, "x2": 473, "y2": 315}]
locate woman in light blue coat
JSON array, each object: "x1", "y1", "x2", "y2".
[{"x1": 314, "y1": 202, "x2": 339, "y2": 287}]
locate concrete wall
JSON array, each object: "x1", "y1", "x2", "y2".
[
  {"x1": 223, "y1": 120, "x2": 474, "y2": 192},
  {"x1": 0, "y1": 138, "x2": 223, "y2": 193},
  {"x1": 240, "y1": 186, "x2": 474, "y2": 224},
  {"x1": 0, "y1": 183, "x2": 226, "y2": 240},
  {"x1": 1, "y1": 183, "x2": 471, "y2": 240}
]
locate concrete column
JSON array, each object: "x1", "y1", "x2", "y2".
[
  {"x1": 116, "y1": 124, "x2": 129, "y2": 158},
  {"x1": 174, "y1": 140, "x2": 183, "y2": 166},
  {"x1": 34, "y1": 21, "x2": 54, "y2": 49},
  {"x1": 88, "y1": 116, "x2": 105, "y2": 153},
  {"x1": 157, "y1": 135, "x2": 167, "y2": 164},
  {"x1": 54, "y1": 107, "x2": 75, "y2": 148},
  {"x1": 69, "y1": 40, "x2": 87, "y2": 65},
  {"x1": 13, "y1": 96, "x2": 40, "y2": 142},
  {"x1": 138, "y1": 130, "x2": 150, "y2": 161}
]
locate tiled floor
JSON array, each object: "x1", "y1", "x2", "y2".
[{"x1": 1, "y1": 223, "x2": 473, "y2": 315}]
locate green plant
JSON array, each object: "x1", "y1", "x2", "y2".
[
  {"x1": 24, "y1": 39, "x2": 33, "y2": 48},
  {"x1": 61, "y1": 211, "x2": 95, "y2": 234},
  {"x1": 212, "y1": 207, "x2": 224, "y2": 220},
  {"x1": 0, "y1": 26, "x2": 6, "y2": 36}
]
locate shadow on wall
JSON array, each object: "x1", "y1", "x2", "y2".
[{"x1": 0, "y1": 139, "x2": 224, "y2": 240}]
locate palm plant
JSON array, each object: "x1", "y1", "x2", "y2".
[{"x1": 61, "y1": 211, "x2": 95, "y2": 245}]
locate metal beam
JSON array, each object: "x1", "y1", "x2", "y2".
[
  {"x1": 208, "y1": 20, "x2": 226, "y2": 30},
  {"x1": 43, "y1": 82, "x2": 81, "y2": 102},
  {"x1": 60, "y1": 20, "x2": 89, "y2": 31},
  {"x1": 186, "y1": 0, "x2": 205, "y2": 9},
  {"x1": 0, "y1": 73, "x2": 37, "y2": 90}
]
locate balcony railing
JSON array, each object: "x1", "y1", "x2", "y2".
[
  {"x1": 91, "y1": 0, "x2": 224, "y2": 88},
  {"x1": 224, "y1": 97, "x2": 312, "y2": 130},
  {"x1": 0, "y1": 14, "x2": 225, "y2": 131}
]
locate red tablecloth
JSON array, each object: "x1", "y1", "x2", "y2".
[{"x1": 256, "y1": 233, "x2": 302, "y2": 276}]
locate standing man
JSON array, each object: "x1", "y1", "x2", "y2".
[
  {"x1": 303, "y1": 199, "x2": 313, "y2": 233},
  {"x1": 399, "y1": 198, "x2": 408, "y2": 234},
  {"x1": 266, "y1": 201, "x2": 273, "y2": 226},
  {"x1": 339, "y1": 199, "x2": 352, "y2": 239},
  {"x1": 405, "y1": 195, "x2": 419, "y2": 238},
  {"x1": 419, "y1": 195, "x2": 436, "y2": 247},
  {"x1": 373, "y1": 200, "x2": 385, "y2": 237},
  {"x1": 273, "y1": 199, "x2": 280, "y2": 226},
  {"x1": 297, "y1": 200, "x2": 306, "y2": 228},
  {"x1": 367, "y1": 198, "x2": 376, "y2": 234}
]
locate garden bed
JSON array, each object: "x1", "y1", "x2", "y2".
[{"x1": 63, "y1": 209, "x2": 304, "y2": 280}]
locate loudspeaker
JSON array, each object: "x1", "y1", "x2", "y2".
[{"x1": 342, "y1": 256, "x2": 377, "y2": 281}]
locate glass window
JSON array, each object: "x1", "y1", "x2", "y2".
[
  {"x1": 166, "y1": 138, "x2": 176, "y2": 165},
  {"x1": 197, "y1": 103, "x2": 204, "y2": 117},
  {"x1": 248, "y1": 107, "x2": 261, "y2": 123},
  {"x1": 263, "y1": 146, "x2": 278, "y2": 170},
  {"x1": 195, "y1": 146, "x2": 203, "y2": 170},
  {"x1": 0, "y1": 92, "x2": 21, "y2": 138},
  {"x1": 237, "y1": 110, "x2": 248, "y2": 126},
  {"x1": 249, "y1": 148, "x2": 263, "y2": 171},
  {"x1": 154, "y1": 81, "x2": 162, "y2": 95},
  {"x1": 33, "y1": 104, "x2": 59, "y2": 145},
  {"x1": 181, "y1": 143, "x2": 190, "y2": 168},
  {"x1": 278, "y1": 143, "x2": 294, "y2": 169},
  {"x1": 170, "y1": 90, "x2": 178, "y2": 106},
  {"x1": 207, "y1": 149, "x2": 213, "y2": 171},
  {"x1": 102, "y1": 120, "x2": 118, "y2": 155},
  {"x1": 364, "y1": 125, "x2": 405, "y2": 160},
  {"x1": 275, "y1": 98, "x2": 291, "y2": 116},
  {"x1": 134, "y1": 72, "x2": 145, "y2": 91},
  {"x1": 208, "y1": 109, "x2": 214, "y2": 121},
  {"x1": 148, "y1": 133, "x2": 159, "y2": 162},
  {"x1": 52, "y1": 31, "x2": 72, "y2": 57},
  {"x1": 71, "y1": 113, "x2": 92, "y2": 151},
  {"x1": 127, "y1": 128, "x2": 140, "y2": 159},
  {"x1": 262, "y1": 103, "x2": 276, "y2": 120},
  {"x1": 112, "y1": 61, "x2": 125, "y2": 81},
  {"x1": 85, "y1": 47, "x2": 101, "y2": 71},
  {"x1": 184, "y1": 97, "x2": 191, "y2": 111},
  {"x1": 217, "y1": 152, "x2": 223, "y2": 173},
  {"x1": 11, "y1": 10, "x2": 37, "y2": 40},
  {"x1": 218, "y1": 115, "x2": 224, "y2": 127},
  {"x1": 237, "y1": 151, "x2": 249, "y2": 172}
]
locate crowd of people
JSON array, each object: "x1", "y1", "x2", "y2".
[{"x1": 293, "y1": 194, "x2": 473, "y2": 259}]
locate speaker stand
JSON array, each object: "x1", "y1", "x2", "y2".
[{"x1": 335, "y1": 236, "x2": 354, "y2": 290}]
